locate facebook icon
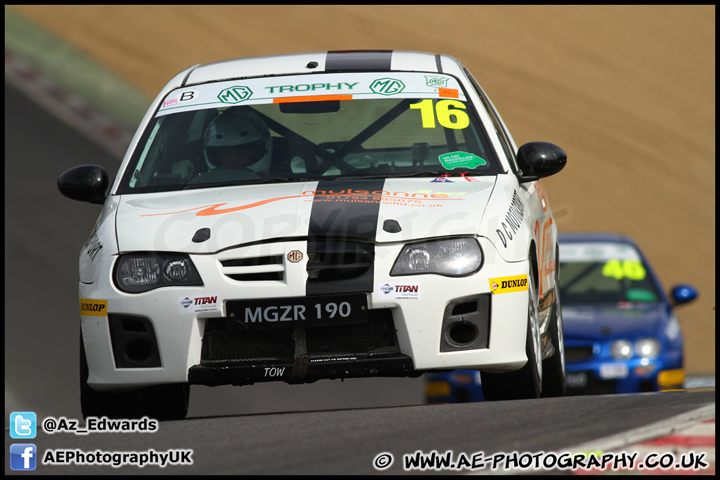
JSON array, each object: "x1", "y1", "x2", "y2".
[{"x1": 10, "y1": 444, "x2": 37, "y2": 471}]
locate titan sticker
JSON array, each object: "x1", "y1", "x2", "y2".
[
  {"x1": 378, "y1": 283, "x2": 421, "y2": 300},
  {"x1": 488, "y1": 275, "x2": 528, "y2": 294},
  {"x1": 79, "y1": 299, "x2": 108, "y2": 316},
  {"x1": 179, "y1": 295, "x2": 220, "y2": 314}
]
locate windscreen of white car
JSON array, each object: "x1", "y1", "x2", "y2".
[
  {"x1": 558, "y1": 242, "x2": 662, "y2": 305},
  {"x1": 117, "y1": 72, "x2": 501, "y2": 193}
]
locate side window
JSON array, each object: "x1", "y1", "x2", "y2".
[{"x1": 464, "y1": 69, "x2": 519, "y2": 174}]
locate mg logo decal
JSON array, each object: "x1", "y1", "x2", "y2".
[
  {"x1": 370, "y1": 78, "x2": 405, "y2": 96},
  {"x1": 287, "y1": 250, "x2": 303, "y2": 263},
  {"x1": 218, "y1": 86, "x2": 253, "y2": 104}
]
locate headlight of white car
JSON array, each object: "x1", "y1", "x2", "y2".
[
  {"x1": 634, "y1": 338, "x2": 661, "y2": 359},
  {"x1": 610, "y1": 339, "x2": 633, "y2": 359},
  {"x1": 390, "y1": 238, "x2": 482, "y2": 277},
  {"x1": 114, "y1": 253, "x2": 203, "y2": 293}
]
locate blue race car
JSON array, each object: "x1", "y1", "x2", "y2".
[
  {"x1": 556, "y1": 232, "x2": 697, "y2": 394},
  {"x1": 425, "y1": 232, "x2": 698, "y2": 402}
]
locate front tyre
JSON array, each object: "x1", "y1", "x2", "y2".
[
  {"x1": 481, "y1": 269, "x2": 542, "y2": 400},
  {"x1": 80, "y1": 334, "x2": 190, "y2": 420},
  {"x1": 80, "y1": 334, "x2": 142, "y2": 419},
  {"x1": 139, "y1": 384, "x2": 190, "y2": 421},
  {"x1": 541, "y1": 249, "x2": 566, "y2": 397}
]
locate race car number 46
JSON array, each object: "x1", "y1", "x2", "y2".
[{"x1": 226, "y1": 294, "x2": 368, "y2": 329}]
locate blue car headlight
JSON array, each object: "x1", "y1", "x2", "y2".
[
  {"x1": 610, "y1": 338, "x2": 661, "y2": 360},
  {"x1": 610, "y1": 340, "x2": 633, "y2": 359},
  {"x1": 114, "y1": 253, "x2": 203, "y2": 293},
  {"x1": 635, "y1": 338, "x2": 661, "y2": 359},
  {"x1": 391, "y1": 238, "x2": 483, "y2": 276}
]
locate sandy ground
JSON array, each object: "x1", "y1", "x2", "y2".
[{"x1": 8, "y1": 5, "x2": 714, "y2": 374}]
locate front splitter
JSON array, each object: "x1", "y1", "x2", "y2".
[{"x1": 188, "y1": 354, "x2": 419, "y2": 386}]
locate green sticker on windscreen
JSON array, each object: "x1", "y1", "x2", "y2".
[
  {"x1": 625, "y1": 289, "x2": 657, "y2": 303},
  {"x1": 439, "y1": 152, "x2": 487, "y2": 170}
]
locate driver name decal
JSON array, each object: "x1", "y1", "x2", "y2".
[
  {"x1": 84, "y1": 231, "x2": 103, "y2": 261},
  {"x1": 496, "y1": 190, "x2": 525, "y2": 248}
]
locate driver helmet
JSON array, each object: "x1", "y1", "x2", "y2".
[{"x1": 203, "y1": 109, "x2": 272, "y2": 174}]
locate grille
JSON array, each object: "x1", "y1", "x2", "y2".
[
  {"x1": 565, "y1": 346, "x2": 594, "y2": 362},
  {"x1": 305, "y1": 312, "x2": 399, "y2": 358},
  {"x1": 201, "y1": 309, "x2": 399, "y2": 365},
  {"x1": 201, "y1": 327, "x2": 295, "y2": 363},
  {"x1": 220, "y1": 255, "x2": 284, "y2": 282}
]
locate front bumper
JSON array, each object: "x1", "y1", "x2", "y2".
[
  {"x1": 564, "y1": 342, "x2": 683, "y2": 394},
  {"x1": 80, "y1": 237, "x2": 531, "y2": 391}
]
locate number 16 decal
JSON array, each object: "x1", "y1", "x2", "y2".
[{"x1": 410, "y1": 99, "x2": 470, "y2": 129}]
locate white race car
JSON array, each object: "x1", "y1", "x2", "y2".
[{"x1": 58, "y1": 50, "x2": 567, "y2": 419}]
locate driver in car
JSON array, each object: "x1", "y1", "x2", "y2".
[{"x1": 202, "y1": 109, "x2": 273, "y2": 176}]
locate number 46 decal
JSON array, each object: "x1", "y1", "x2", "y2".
[
  {"x1": 602, "y1": 259, "x2": 647, "y2": 281},
  {"x1": 410, "y1": 99, "x2": 470, "y2": 130}
]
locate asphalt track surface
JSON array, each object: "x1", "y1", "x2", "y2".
[{"x1": 4, "y1": 79, "x2": 716, "y2": 475}]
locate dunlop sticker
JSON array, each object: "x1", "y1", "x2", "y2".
[
  {"x1": 79, "y1": 299, "x2": 108, "y2": 316},
  {"x1": 488, "y1": 275, "x2": 528, "y2": 294}
]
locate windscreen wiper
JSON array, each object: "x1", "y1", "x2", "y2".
[
  {"x1": 182, "y1": 177, "x2": 305, "y2": 190},
  {"x1": 332, "y1": 170, "x2": 488, "y2": 180}
]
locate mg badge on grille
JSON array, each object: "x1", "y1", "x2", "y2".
[{"x1": 287, "y1": 250, "x2": 303, "y2": 263}]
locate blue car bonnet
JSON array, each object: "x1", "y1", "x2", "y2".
[{"x1": 562, "y1": 303, "x2": 666, "y2": 339}]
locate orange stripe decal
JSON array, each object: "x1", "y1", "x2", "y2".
[
  {"x1": 140, "y1": 191, "x2": 463, "y2": 217},
  {"x1": 273, "y1": 94, "x2": 352, "y2": 104},
  {"x1": 141, "y1": 195, "x2": 306, "y2": 217}
]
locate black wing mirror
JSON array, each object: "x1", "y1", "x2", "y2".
[
  {"x1": 516, "y1": 142, "x2": 567, "y2": 183},
  {"x1": 57, "y1": 165, "x2": 109, "y2": 204}
]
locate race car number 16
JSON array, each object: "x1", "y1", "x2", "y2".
[{"x1": 410, "y1": 99, "x2": 469, "y2": 130}]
